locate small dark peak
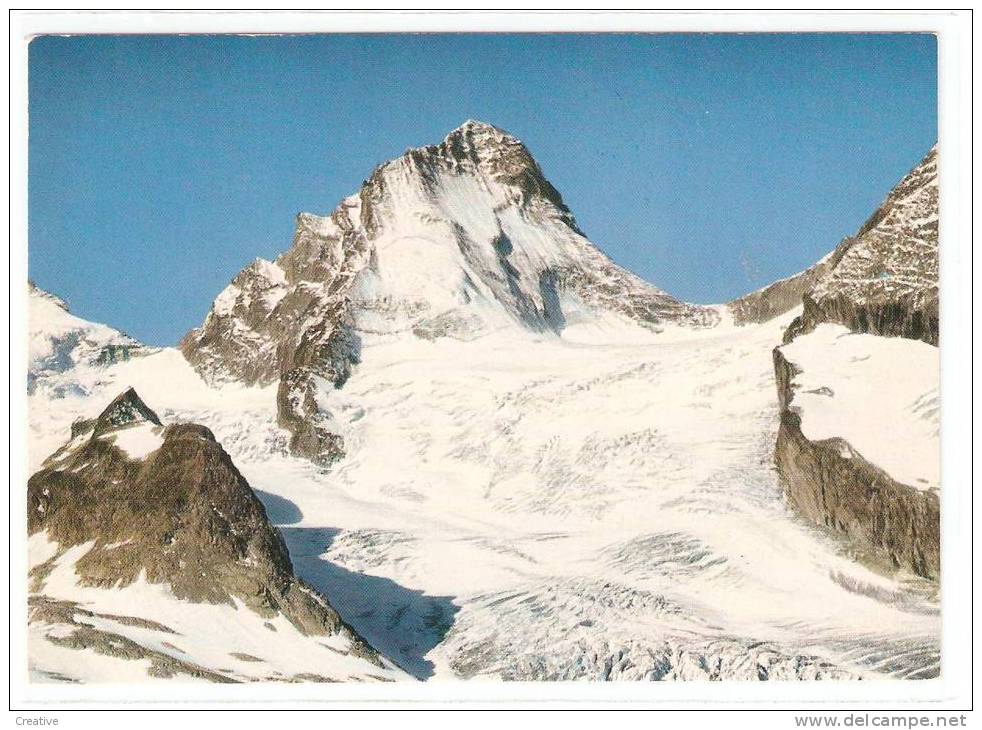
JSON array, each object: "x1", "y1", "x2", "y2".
[{"x1": 94, "y1": 388, "x2": 162, "y2": 435}]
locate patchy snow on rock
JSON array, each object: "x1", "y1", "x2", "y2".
[
  {"x1": 778, "y1": 323, "x2": 939, "y2": 492},
  {"x1": 181, "y1": 121, "x2": 718, "y2": 390},
  {"x1": 28, "y1": 534, "x2": 407, "y2": 684}
]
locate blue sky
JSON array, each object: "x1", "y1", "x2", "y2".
[{"x1": 29, "y1": 33, "x2": 937, "y2": 345}]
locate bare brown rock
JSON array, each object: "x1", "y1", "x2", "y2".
[
  {"x1": 29, "y1": 389, "x2": 381, "y2": 662},
  {"x1": 772, "y1": 348, "x2": 939, "y2": 579}
]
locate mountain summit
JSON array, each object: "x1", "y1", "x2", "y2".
[{"x1": 181, "y1": 121, "x2": 718, "y2": 464}]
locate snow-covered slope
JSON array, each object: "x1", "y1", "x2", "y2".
[
  {"x1": 773, "y1": 326, "x2": 940, "y2": 580},
  {"x1": 27, "y1": 294, "x2": 940, "y2": 682},
  {"x1": 181, "y1": 121, "x2": 719, "y2": 464},
  {"x1": 779, "y1": 324, "x2": 939, "y2": 493},
  {"x1": 771, "y1": 147, "x2": 940, "y2": 579},
  {"x1": 28, "y1": 282, "x2": 147, "y2": 398}
]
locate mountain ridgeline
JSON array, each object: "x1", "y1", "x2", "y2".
[{"x1": 180, "y1": 120, "x2": 719, "y2": 464}]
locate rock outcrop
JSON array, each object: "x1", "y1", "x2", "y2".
[
  {"x1": 28, "y1": 388, "x2": 380, "y2": 655},
  {"x1": 771, "y1": 146, "x2": 940, "y2": 579},
  {"x1": 181, "y1": 120, "x2": 719, "y2": 465},
  {"x1": 773, "y1": 348, "x2": 939, "y2": 579},
  {"x1": 728, "y1": 261, "x2": 831, "y2": 325}
]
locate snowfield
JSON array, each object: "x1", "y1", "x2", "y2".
[
  {"x1": 779, "y1": 323, "x2": 939, "y2": 493},
  {"x1": 29, "y1": 535, "x2": 406, "y2": 684},
  {"x1": 26, "y1": 302, "x2": 940, "y2": 682}
]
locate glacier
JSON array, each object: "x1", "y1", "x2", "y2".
[{"x1": 27, "y1": 292, "x2": 939, "y2": 682}]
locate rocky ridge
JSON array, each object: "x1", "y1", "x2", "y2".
[
  {"x1": 785, "y1": 146, "x2": 938, "y2": 345},
  {"x1": 28, "y1": 388, "x2": 384, "y2": 675}
]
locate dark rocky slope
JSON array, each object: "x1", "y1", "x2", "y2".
[
  {"x1": 772, "y1": 146, "x2": 940, "y2": 578},
  {"x1": 773, "y1": 349, "x2": 939, "y2": 579},
  {"x1": 29, "y1": 388, "x2": 380, "y2": 658}
]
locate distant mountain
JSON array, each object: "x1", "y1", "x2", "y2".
[
  {"x1": 181, "y1": 120, "x2": 719, "y2": 464},
  {"x1": 28, "y1": 387, "x2": 405, "y2": 682},
  {"x1": 727, "y1": 253, "x2": 837, "y2": 326},
  {"x1": 28, "y1": 281, "x2": 146, "y2": 398}
]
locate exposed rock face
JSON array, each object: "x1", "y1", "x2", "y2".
[
  {"x1": 28, "y1": 388, "x2": 379, "y2": 656},
  {"x1": 769, "y1": 147, "x2": 940, "y2": 578},
  {"x1": 29, "y1": 281, "x2": 147, "y2": 397},
  {"x1": 772, "y1": 349, "x2": 939, "y2": 579},
  {"x1": 181, "y1": 120, "x2": 718, "y2": 465},
  {"x1": 785, "y1": 146, "x2": 938, "y2": 345},
  {"x1": 728, "y1": 262, "x2": 830, "y2": 325},
  {"x1": 772, "y1": 148, "x2": 940, "y2": 578},
  {"x1": 276, "y1": 369, "x2": 344, "y2": 467}
]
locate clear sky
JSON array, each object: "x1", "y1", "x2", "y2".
[{"x1": 28, "y1": 33, "x2": 937, "y2": 346}]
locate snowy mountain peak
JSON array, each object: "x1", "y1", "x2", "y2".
[
  {"x1": 67, "y1": 387, "x2": 163, "y2": 443},
  {"x1": 29, "y1": 282, "x2": 147, "y2": 398},
  {"x1": 453, "y1": 118, "x2": 503, "y2": 133},
  {"x1": 182, "y1": 122, "x2": 719, "y2": 463},
  {"x1": 440, "y1": 119, "x2": 525, "y2": 160},
  {"x1": 29, "y1": 280, "x2": 69, "y2": 312},
  {"x1": 399, "y1": 119, "x2": 568, "y2": 213}
]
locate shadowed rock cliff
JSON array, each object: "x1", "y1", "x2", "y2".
[
  {"x1": 772, "y1": 349, "x2": 939, "y2": 579},
  {"x1": 770, "y1": 146, "x2": 939, "y2": 579}
]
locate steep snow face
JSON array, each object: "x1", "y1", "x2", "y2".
[
  {"x1": 29, "y1": 296, "x2": 939, "y2": 682},
  {"x1": 779, "y1": 324, "x2": 939, "y2": 493},
  {"x1": 182, "y1": 120, "x2": 717, "y2": 389},
  {"x1": 28, "y1": 282, "x2": 146, "y2": 398},
  {"x1": 180, "y1": 121, "x2": 722, "y2": 467}
]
